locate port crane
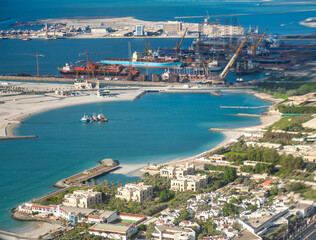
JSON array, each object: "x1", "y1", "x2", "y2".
[
  {"x1": 218, "y1": 39, "x2": 247, "y2": 79},
  {"x1": 144, "y1": 37, "x2": 152, "y2": 56},
  {"x1": 173, "y1": 28, "x2": 188, "y2": 58},
  {"x1": 250, "y1": 28, "x2": 268, "y2": 56},
  {"x1": 18, "y1": 53, "x2": 44, "y2": 76},
  {"x1": 79, "y1": 50, "x2": 111, "y2": 67}
]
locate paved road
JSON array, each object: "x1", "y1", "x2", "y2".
[{"x1": 292, "y1": 222, "x2": 316, "y2": 240}]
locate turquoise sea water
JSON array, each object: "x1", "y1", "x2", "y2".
[{"x1": 0, "y1": 92, "x2": 269, "y2": 230}]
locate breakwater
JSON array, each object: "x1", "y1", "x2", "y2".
[
  {"x1": 0, "y1": 135, "x2": 38, "y2": 140},
  {"x1": 54, "y1": 162, "x2": 120, "y2": 188},
  {"x1": 0, "y1": 75, "x2": 173, "y2": 86},
  {"x1": 28, "y1": 161, "x2": 120, "y2": 204}
]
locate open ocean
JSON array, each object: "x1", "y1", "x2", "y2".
[{"x1": 0, "y1": 0, "x2": 315, "y2": 233}]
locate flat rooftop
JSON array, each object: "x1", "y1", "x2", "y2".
[
  {"x1": 233, "y1": 229, "x2": 261, "y2": 240},
  {"x1": 90, "y1": 223, "x2": 130, "y2": 233}
]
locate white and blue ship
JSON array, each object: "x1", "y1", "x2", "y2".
[{"x1": 101, "y1": 51, "x2": 182, "y2": 69}]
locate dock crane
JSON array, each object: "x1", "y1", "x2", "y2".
[
  {"x1": 79, "y1": 50, "x2": 110, "y2": 78},
  {"x1": 79, "y1": 50, "x2": 111, "y2": 67},
  {"x1": 18, "y1": 53, "x2": 44, "y2": 76},
  {"x1": 173, "y1": 28, "x2": 188, "y2": 58},
  {"x1": 144, "y1": 37, "x2": 152, "y2": 56},
  {"x1": 219, "y1": 39, "x2": 247, "y2": 79},
  {"x1": 250, "y1": 28, "x2": 268, "y2": 56}
]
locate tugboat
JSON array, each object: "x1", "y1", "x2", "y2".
[
  {"x1": 80, "y1": 113, "x2": 90, "y2": 123},
  {"x1": 97, "y1": 113, "x2": 108, "y2": 122}
]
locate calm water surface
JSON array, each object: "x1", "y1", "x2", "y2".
[{"x1": 0, "y1": 92, "x2": 269, "y2": 230}]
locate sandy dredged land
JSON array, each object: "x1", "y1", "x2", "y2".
[
  {"x1": 37, "y1": 16, "x2": 243, "y2": 39},
  {"x1": 0, "y1": 81, "x2": 145, "y2": 137}
]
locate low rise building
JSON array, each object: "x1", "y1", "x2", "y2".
[
  {"x1": 89, "y1": 223, "x2": 137, "y2": 240},
  {"x1": 303, "y1": 147, "x2": 316, "y2": 162},
  {"x1": 171, "y1": 174, "x2": 207, "y2": 192},
  {"x1": 74, "y1": 80, "x2": 93, "y2": 89},
  {"x1": 160, "y1": 164, "x2": 195, "y2": 178},
  {"x1": 116, "y1": 182, "x2": 153, "y2": 202},
  {"x1": 62, "y1": 189, "x2": 102, "y2": 208},
  {"x1": 209, "y1": 154, "x2": 227, "y2": 162},
  {"x1": 163, "y1": 21, "x2": 182, "y2": 35},
  {"x1": 246, "y1": 141, "x2": 282, "y2": 150},
  {"x1": 152, "y1": 225, "x2": 195, "y2": 240}
]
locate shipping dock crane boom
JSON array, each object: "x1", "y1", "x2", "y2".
[
  {"x1": 219, "y1": 39, "x2": 247, "y2": 79},
  {"x1": 173, "y1": 28, "x2": 188, "y2": 58},
  {"x1": 251, "y1": 28, "x2": 268, "y2": 56}
]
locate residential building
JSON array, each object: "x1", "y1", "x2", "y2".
[
  {"x1": 210, "y1": 154, "x2": 226, "y2": 162},
  {"x1": 151, "y1": 225, "x2": 195, "y2": 240},
  {"x1": 245, "y1": 141, "x2": 282, "y2": 150},
  {"x1": 303, "y1": 147, "x2": 316, "y2": 162},
  {"x1": 171, "y1": 174, "x2": 207, "y2": 192},
  {"x1": 209, "y1": 154, "x2": 230, "y2": 164},
  {"x1": 134, "y1": 25, "x2": 145, "y2": 36},
  {"x1": 115, "y1": 182, "x2": 153, "y2": 202},
  {"x1": 160, "y1": 164, "x2": 195, "y2": 178},
  {"x1": 62, "y1": 189, "x2": 102, "y2": 208}
]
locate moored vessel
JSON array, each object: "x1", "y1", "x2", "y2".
[{"x1": 101, "y1": 51, "x2": 182, "y2": 69}]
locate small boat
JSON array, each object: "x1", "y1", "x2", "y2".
[
  {"x1": 91, "y1": 114, "x2": 98, "y2": 122},
  {"x1": 80, "y1": 113, "x2": 90, "y2": 123},
  {"x1": 97, "y1": 113, "x2": 108, "y2": 122}
]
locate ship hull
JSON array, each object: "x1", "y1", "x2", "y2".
[
  {"x1": 60, "y1": 71, "x2": 129, "y2": 78},
  {"x1": 100, "y1": 59, "x2": 182, "y2": 69}
]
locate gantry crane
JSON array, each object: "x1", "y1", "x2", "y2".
[
  {"x1": 173, "y1": 28, "x2": 188, "y2": 58},
  {"x1": 18, "y1": 53, "x2": 45, "y2": 76}
]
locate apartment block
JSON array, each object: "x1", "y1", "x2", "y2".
[
  {"x1": 116, "y1": 182, "x2": 153, "y2": 202},
  {"x1": 160, "y1": 164, "x2": 195, "y2": 179},
  {"x1": 62, "y1": 189, "x2": 102, "y2": 208},
  {"x1": 171, "y1": 174, "x2": 207, "y2": 192}
]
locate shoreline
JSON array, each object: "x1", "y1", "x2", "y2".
[{"x1": 0, "y1": 82, "x2": 281, "y2": 238}]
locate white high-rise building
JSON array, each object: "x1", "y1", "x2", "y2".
[{"x1": 134, "y1": 25, "x2": 145, "y2": 36}]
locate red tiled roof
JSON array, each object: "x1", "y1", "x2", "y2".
[{"x1": 260, "y1": 180, "x2": 273, "y2": 186}]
